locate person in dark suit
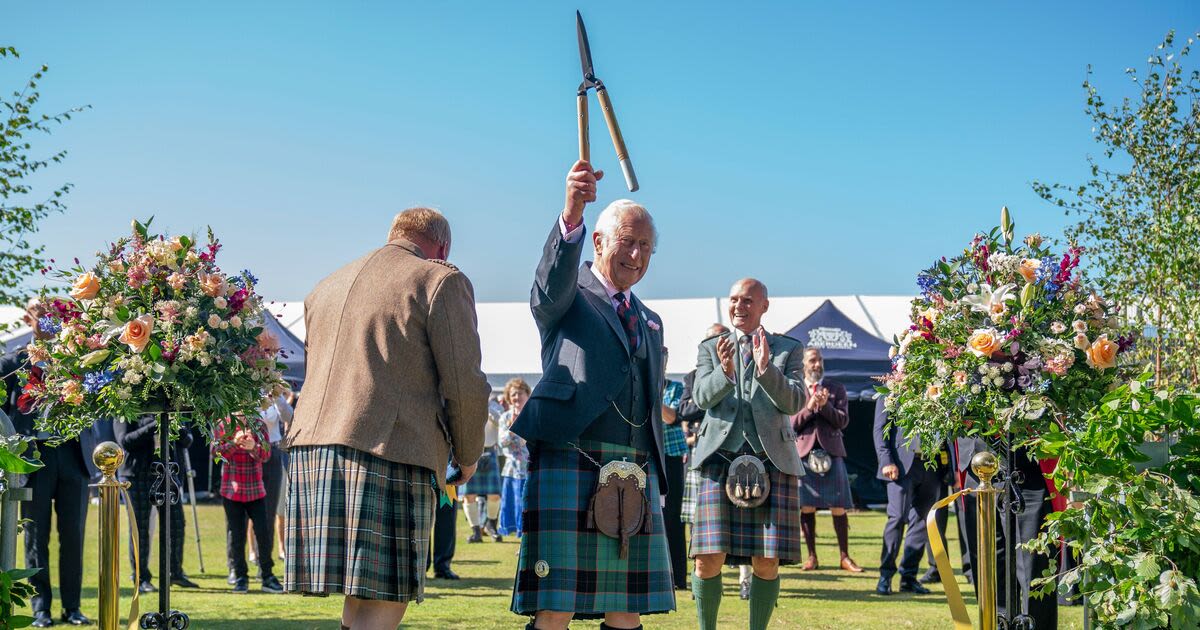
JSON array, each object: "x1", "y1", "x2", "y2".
[
  {"x1": 0, "y1": 300, "x2": 94, "y2": 627},
  {"x1": 871, "y1": 397, "x2": 936, "y2": 595},
  {"x1": 510, "y1": 160, "x2": 673, "y2": 630},
  {"x1": 112, "y1": 416, "x2": 198, "y2": 593},
  {"x1": 793, "y1": 348, "x2": 862, "y2": 572},
  {"x1": 955, "y1": 437, "x2": 1058, "y2": 629},
  {"x1": 689, "y1": 279, "x2": 807, "y2": 630}
]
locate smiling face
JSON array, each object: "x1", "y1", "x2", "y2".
[
  {"x1": 592, "y1": 214, "x2": 654, "y2": 292},
  {"x1": 803, "y1": 348, "x2": 824, "y2": 381},
  {"x1": 727, "y1": 279, "x2": 769, "y2": 334}
]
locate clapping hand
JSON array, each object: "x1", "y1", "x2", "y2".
[
  {"x1": 807, "y1": 386, "x2": 829, "y2": 411},
  {"x1": 751, "y1": 327, "x2": 771, "y2": 376},
  {"x1": 233, "y1": 429, "x2": 256, "y2": 451},
  {"x1": 716, "y1": 335, "x2": 736, "y2": 379}
]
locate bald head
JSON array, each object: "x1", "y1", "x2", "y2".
[{"x1": 727, "y1": 278, "x2": 770, "y2": 334}]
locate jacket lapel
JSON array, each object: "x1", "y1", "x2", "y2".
[{"x1": 578, "y1": 263, "x2": 631, "y2": 355}]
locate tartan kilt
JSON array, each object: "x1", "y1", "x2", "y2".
[
  {"x1": 285, "y1": 445, "x2": 437, "y2": 603},
  {"x1": 798, "y1": 456, "x2": 854, "y2": 509},
  {"x1": 512, "y1": 440, "x2": 676, "y2": 619},
  {"x1": 681, "y1": 465, "x2": 700, "y2": 524},
  {"x1": 460, "y1": 447, "x2": 502, "y2": 496},
  {"x1": 689, "y1": 455, "x2": 803, "y2": 566}
]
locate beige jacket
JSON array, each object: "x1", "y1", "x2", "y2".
[{"x1": 286, "y1": 239, "x2": 490, "y2": 487}]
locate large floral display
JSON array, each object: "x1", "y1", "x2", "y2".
[
  {"x1": 879, "y1": 209, "x2": 1133, "y2": 458},
  {"x1": 24, "y1": 219, "x2": 286, "y2": 438}
]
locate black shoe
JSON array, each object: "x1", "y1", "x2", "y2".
[
  {"x1": 900, "y1": 580, "x2": 931, "y2": 595},
  {"x1": 232, "y1": 577, "x2": 249, "y2": 593},
  {"x1": 227, "y1": 570, "x2": 237, "y2": 585},
  {"x1": 261, "y1": 575, "x2": 284, "y2": 594},
  {"x1": 919, "y1": 569, "x2": 940, "y2": 584},
  {"x1": 467, "y1": 526, "x2": 483, "y2": 543},
  {"x1": 60, "y1": 610, "x2": 92, "y2": 626},
  {"x1": 434, "y1": 569, "x2": 460, "y2": 580},
  {"x1": 171, "y1": 574, "x2": 200, "y2": 589},
  {"x1": 876, "y1": 577, "x2": 892, "y2": 595},
  {"x1": 138, "y1": 580, "x2": 157, "y2": 594},
  {"x1": 31, "y1": 611, "x2": 52, "y2": 628}
]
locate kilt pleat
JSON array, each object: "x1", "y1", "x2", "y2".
[
  {"x1": 285, "y1": 445, "x2": 436, "y2": 603},
  {"x1": 798, "y1": 456, "x2": 854, "y2": 509},
  {"x1": 511, "y1": 440, "x2": 676, "y2": 618},
  {"x1": 688, "y1": 456, "x2": 803, "y2": 566},
  {"x1": 460, "y1": 447, "x2": 502, "y2": 496},
  {"x1": 681, "y1": 465, "x2": 700, "y2": 524}
]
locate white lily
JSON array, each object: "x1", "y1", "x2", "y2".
[{"x1": 961, "y1": 283, "x2": 1017, "y2": 317}]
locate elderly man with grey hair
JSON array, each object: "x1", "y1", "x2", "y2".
[{"x1": 510, "y1": 160, "x2": 674, "y2": 629}]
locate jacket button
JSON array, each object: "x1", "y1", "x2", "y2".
[
  {"x1": 721, "y1": 429, "x2": 729, "y2": 435},
  {"x1": 605, "y1": 394, "x2": 614, "y2": 402},
  {"x1": 621, "y1": 366, "x2": 629, "y2": 373}
]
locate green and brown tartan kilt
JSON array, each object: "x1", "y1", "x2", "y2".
[
  {"x1": 285, "y1": 445, "x2": 437, "y2": 603},
  {"x1": 511, "y1": 439, "x2": 676, "y2": 619},
  {"x1": 688, "y1": 455, "x2": 803, "y2": 566}
]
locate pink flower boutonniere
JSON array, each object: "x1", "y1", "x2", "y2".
[{"x1": 645, "y1": 314, "x2": 661, "y2": 332}]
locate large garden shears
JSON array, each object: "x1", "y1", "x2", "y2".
[{"x1": 576, "y1": 11, "x2": 639, "y2": 192}]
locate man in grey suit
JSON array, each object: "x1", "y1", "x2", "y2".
[
  {"x1": 510, "y1": 160, "x2": 673, "y2": 630},
  {"x1": 688, "y1": 279, "x2": 806, "y2": 630}
]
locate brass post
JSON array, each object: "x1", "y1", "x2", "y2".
[
  {"x1": 972, "y1": 451, "x2": 1000, "y2": 630},
  {"x1": 92, "y1": 442, "x2": 127, "y2": 630}
]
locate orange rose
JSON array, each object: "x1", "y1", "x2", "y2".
[
  {"x1": 967, "y1": 328, "x2": 1002, "y2": 358},
  {"x1": 70, "y1": 272, "x2": 101, "y2": 300},
  {"x1": 198, "y1": 272, "x2": 227, "y2": 298},
  {"x1": 1085, "y1": 334, "x2": 1119, "y2": 370},
  {"x1": 1018, "y1": 258, "x2": 1041, "y2": 284},
  {"x1": 119, "y1": 315, "x2": 155, "y2": 353}
]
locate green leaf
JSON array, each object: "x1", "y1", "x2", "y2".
[
  {"x1": 0, "y1": 449, "x2": 42, "y2": 474},
  {"x1": 3, "y1": 568, "x2": 39, "y2": 582}
]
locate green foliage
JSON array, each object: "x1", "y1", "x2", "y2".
[
  {"x1": 1032, "y1": 31, "x2": 1200, "y2": 388},
  {"x1": 0, "y1": 433, "x2": 41, "y2": 629},
  {"x1": 0, "y1": 46, "x2": 87, "y2": 307},
  {"x1": 1029, "y1": 375, "x2": 1200, "y2": 628}
]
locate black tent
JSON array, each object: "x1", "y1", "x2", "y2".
[{"x1": 783, "y1": 299, "x2": 893, "y2": 507}]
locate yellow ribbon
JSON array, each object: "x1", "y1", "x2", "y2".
[
  {"x1": 119, "y1": 485, "x2": 141, "y2": 630},
  {"x1": 927, "y1": 488, "x2": 974, "y2": 630}
]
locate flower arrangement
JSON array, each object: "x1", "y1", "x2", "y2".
[
  {"x1": 23, "y1": 219, "x2": 286, "y2": 439},
  {"x1": 879, "y1": 208, "x2": 1134, "y2": 459}
]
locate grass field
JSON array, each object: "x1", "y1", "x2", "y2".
[{"x1": 31, "y1": 503, "x2": 1084, "y2": 628}]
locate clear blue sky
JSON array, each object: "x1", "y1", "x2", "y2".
[{"x1": 6, "y1": 2, "x2": 1197, "y2": 301}]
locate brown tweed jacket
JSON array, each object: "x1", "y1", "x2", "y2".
[{"x1": 286, "y1": 239, "x2": 491, "y2": 486}]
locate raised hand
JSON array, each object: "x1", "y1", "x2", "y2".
[
  {"x1": 752, "y1": 327, "x2": 771, "y2": 375},
  {"x1": 562, "y1": 160, "x2": 605, "y2": 227},
  {"x1": 717, "y1": 335, "x2": 736, "y2": 379}
]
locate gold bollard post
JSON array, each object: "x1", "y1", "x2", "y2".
[
  {"x1": 972, "y1": 451, "x2": 1000, "y2": 630},
  {"x1": 92, "y1": 442, "x2": 127, "y2": 630}
]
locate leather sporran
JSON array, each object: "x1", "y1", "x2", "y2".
[
  {"x1": 806, "y1": 448, "x2": 833, "y2": 475},
  {"x1": 724, "y1": 454, "x2": 770, "y2": 509},
  {"x1": 585, "y1": 459, "x2": 651, "y2": 559}
]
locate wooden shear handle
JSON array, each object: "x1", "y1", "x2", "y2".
[
  {"x1": 578, "y1": 93, "x2": 590, "y2": 162},
  {"x1": 596, "y1": 86, "x2": 638, "y2": 192}
]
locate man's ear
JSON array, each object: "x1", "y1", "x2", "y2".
[
  {"x1": 591, "y1": 231, "x2": 604, "y2": 256},
  {"x1": 762, "y1": 298, "x2": 770, "y2": 314}
]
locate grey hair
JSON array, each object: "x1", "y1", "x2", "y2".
[{"x1": 595, "y1": 199, "x2": 658, "y2": 252}]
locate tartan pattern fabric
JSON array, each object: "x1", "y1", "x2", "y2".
[
  {"x1": 661, "y1": 380, "x2": 688, "y2": 457},
  {"x1": 688, "y1": 456, "x2": 803, "y2": 565},
  {"x1": 459, "y1": 447, "x2": 502, "y2": 496},
  {"x1": 680, "y1": 464, "x2": 700, "y2": 523},
  {"x1": 798, "y1": 455, "x2": 853, "y2": 509},
  {"x1": 214, "y1": 420, "x2": 271, "y2": 502},
  {"x1": 285, "y1": 445, "x2": 437, "y2": 603},
  {"x1": 511, "y1": 439, "x2": 675, "y2": 618},
  {"x1": 614, "y1": 292, "x2": 640, "y2": 351}
]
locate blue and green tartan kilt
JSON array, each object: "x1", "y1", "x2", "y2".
[
  {"x1": 460, "y1": 447, "x2": 502, "y2": 496},
  {"x1": 688, "y1": 456, "x2": 803, "y2": 566},
  {"x1": 285, "y1": 445, "x2": 437, "y2": 603},
  {"x1": 798, "y1": 455, "x2": 854, "y2": 509},
  {"x1": 511, "y1": 439, "x2": 676, "y2": 619}
]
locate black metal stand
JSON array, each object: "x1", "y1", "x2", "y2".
[{"x1": 140, "y1": 414, "x2": 190, "y2": 629}]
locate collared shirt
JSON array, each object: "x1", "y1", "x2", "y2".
[
  {"x1": 497, "y1": 411, "x2": 529, "y2": 479},
  {"x1": 559, "y1": 217, "x2": 635, "y2": 311},
  {"x1": 214, "y1": 420, "x2": 270, "y2": 502}
]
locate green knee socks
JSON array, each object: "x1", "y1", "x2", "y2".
[
  {"x1": 749, "y1": 575, "x2": 781, "y2": 630},
  {"x1": 691, "y1": 573, "x2": 722, "y2": 630}
]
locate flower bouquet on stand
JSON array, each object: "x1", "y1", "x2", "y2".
[{"x1": 24, "y1": 218, "x2": 286, "y2": 629}]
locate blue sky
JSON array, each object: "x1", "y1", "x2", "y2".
[{"x1": 6, "y1": 2, "x2": 1197, "y2": 302}]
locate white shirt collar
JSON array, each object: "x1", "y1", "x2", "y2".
[{"x1": 590, "y1": 263, "x2": 630, "y2": 308}]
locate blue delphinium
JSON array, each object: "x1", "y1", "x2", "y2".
[
  {"x1": 230, "y1": 269, "x2": 259, "y2": 290},
  {"x1": 1036, "y1": 256, "x2": 1060, "y2": 295},
  {"x1": 37, "y1": 315, "x2": 62, "y2": 335},
  {"x1": 82, "y1": 369, "x2": 120, "y2": 394},
  {"x1": 916, "y1": 271, "x2": 940, "y2": 296}
]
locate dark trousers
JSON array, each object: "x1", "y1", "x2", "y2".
[
  {"x1": 662, "y1": 454, "x2": 687, "y2": 589},
  {"x1": 879, "y1": 461, "x2": 939, "y2": 581},
  {"x1": 959, "y1": 479, "x2": 1058, "y2": 629},
  {"x1": 430, "y1": 498, "x2": 457, "y2": 574},
  {"x1": 223, "y1": 497, "x2": 275, "y2": 579},
  {"x1": 924, "y1": 481, "x2": 950, "y2": 573},
  {"x1": 23, "y1": 441, "x2": 89, "y2": 614},
  {"x1": 125, "y1": 468, "x2": 186, "y2": 582},
  {"x1": 262, "y1": 444, "x2": 285, "y2": 521}
]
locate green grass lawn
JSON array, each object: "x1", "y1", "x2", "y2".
[{"x1": 32, "y1": 503, "x2": 1083, "y2": 628}]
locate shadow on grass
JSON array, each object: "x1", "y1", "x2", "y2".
[{"x1": 181, "y1": 620, "x2": 334, "y2": 629}]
